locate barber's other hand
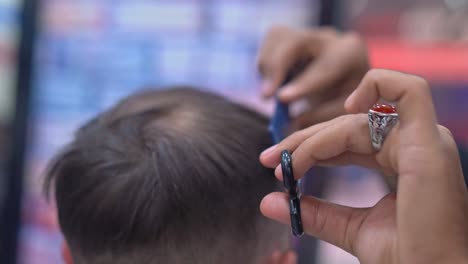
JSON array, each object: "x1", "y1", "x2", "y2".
[
  {"x1": 257, "y1": 26, "x2": 369, "y2": 127},
  {"x1": 259, "y1": 69, "x2": 468, "y2": 264}
]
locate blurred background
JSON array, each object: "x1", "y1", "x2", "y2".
[{"x1": 0, "y1": 0, "x2": 467, "y2": 263}]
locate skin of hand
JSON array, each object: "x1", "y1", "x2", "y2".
[
  {"x1": 264, "y1": 250, "x2": 297, "y2": 264},
  {"x1": 259, "y1": 69, "x2": 468, "y2": 264},
  {"x1": 257, "y1": 26, "x2": 369, "y2": 127}
]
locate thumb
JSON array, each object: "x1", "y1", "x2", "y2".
[{"x1": 260, "y1": 192, "x2": 368, "y2": 255}]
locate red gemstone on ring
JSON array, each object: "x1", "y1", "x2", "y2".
[{"x1": 371, "y1": 104, "x2": 397, "y2": 114}]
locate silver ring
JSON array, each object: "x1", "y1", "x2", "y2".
[{"x1": 368, "y1": 104, "x2": 399, "y2": 151}]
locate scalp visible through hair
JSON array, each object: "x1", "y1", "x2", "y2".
[{"x1": 45, "y1": 87, "x2": 288, "y2": 264}]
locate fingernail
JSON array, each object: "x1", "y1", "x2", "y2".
[
  {"x1": 345, "y1": 91, "x2": 360, "y2": 113},
  {"x1": 278, "y1": 85, "x2": 294, "y2": 100},
  {"x1": 261, "y1": 144, "x2": 277, "y2": 157},
  {"x1": 344, "y1": 97, "x2": 352, "y2": 113},
  {"x1": 261, "y1": 80, "x2": 273, "y2": 95},
  {"x1": 275, "y1": 165, "x2": 282, "y2": 179}
]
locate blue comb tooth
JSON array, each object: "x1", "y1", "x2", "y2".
[
  {"x1": 269, "y1": 100, "x2": 291, "y2": 144},
  {"x1": 268, "y1": 70, "x2": 296, "y2": 143}
]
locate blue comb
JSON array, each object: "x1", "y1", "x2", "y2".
[
  {"x1": 268, "y1": 71, "x2": 296, "y2": 143},
  {"x1": 269, "y1": 100, "x2": 290, "y2": 144},
  {"x1": 267, "y1": 61, "x2": 307, "y2": 142}
]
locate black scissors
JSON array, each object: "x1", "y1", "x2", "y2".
[{"x1": 280, "y1": 150, "x2": 303, "y2": 236}]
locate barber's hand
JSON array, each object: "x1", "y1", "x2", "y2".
[
  {"x1": 257, "y1": 26, "x2": 369, "y2": 127},
  {"x1": 259, "y1": 69, "x2": 468, "y2": 264}
]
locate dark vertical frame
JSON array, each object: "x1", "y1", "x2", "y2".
[
  {"x1": 318, "y1": 0, "x2": 343, "y2": 28},
  {"x1": 0, "y1": 0, "x2": 39, "y2": 263}
]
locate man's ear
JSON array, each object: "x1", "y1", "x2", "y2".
[{"x1": 61, "y1": 241, "x2": 73, "y2": 264}]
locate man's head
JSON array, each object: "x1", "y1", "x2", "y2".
[{"x1": 45, "y1": 88, "x2": 289, "y2": 264}]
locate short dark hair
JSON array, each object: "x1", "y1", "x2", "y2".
[{"x1": 45, "y1": 88, "x2": 287, "y2": 264}]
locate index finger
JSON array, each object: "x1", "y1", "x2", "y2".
[
  {"x1": 279, "y1": 32, "x2": 368, "y2": 103},
  {"x1": 257, "y1": 27, "x2": 314, "y2": 97},
  {"x1": 257, "y1": 27, "x2": 333, "y2": 98}
]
